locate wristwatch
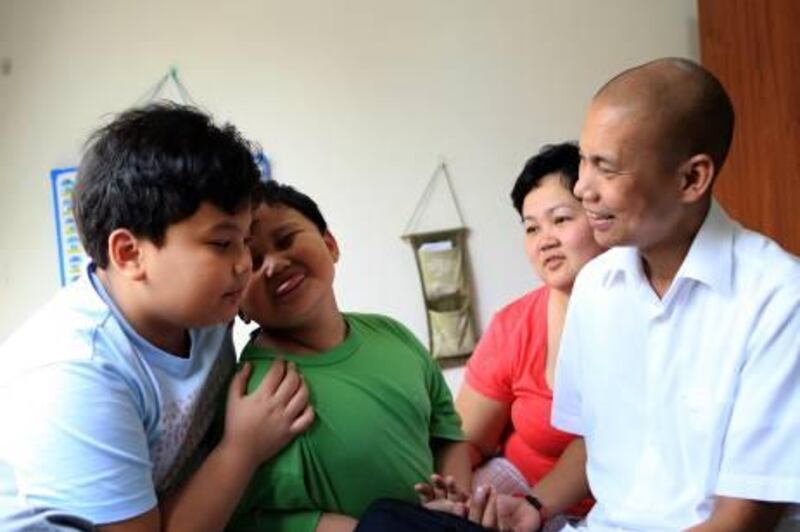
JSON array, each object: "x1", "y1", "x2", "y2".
[
  {"x1": 524, "y1": 493, "x2": 543, "y2": 511},
  {"x1": 523, "y1": 493, "x2": 544, "y2": 532}
]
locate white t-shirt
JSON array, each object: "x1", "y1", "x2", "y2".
[
  {"x1": 0, "y1": 266, "x2": 235, "y2": 525},
  {"x1": 553, "y1": 202, "x2": 800, "y2": 530}
]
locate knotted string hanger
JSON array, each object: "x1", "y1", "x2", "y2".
[
  {"x1": 133, "y1": 66, "x2": 196, "y2": 107},
  {"x1": 402, "y1": 160, "x2": 467, "y2": 238}
]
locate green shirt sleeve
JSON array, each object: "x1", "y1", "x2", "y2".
[
  {"x1": 425, "y1": 355, "x2": 465, "y2": 442},
  {"x1": 384, "y1": 316, "x2": 465, "y2": 442}
]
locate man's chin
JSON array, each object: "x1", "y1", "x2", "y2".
[{"x1": 593, "y1": 230, "x2": 624, "y2": 249}]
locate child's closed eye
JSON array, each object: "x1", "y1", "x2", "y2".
[
  {"x1": 276, "y1": 232, "x2": 299, "y2": 250},
  {"x1": 208, "y1": 240, "x2": 231, "y2": 250}
]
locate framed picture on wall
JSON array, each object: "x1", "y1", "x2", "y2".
[{"x1": 50, "y1": 166, "x2": 89, "y2": 286}]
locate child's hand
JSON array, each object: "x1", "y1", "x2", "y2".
[
  {"x1": 414, "y1": 473, "x2": 470, "y2": 516},
  {"x1": 222, "y1": 360, "x2": 314, "y2": 467}
]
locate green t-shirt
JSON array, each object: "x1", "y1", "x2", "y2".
[{"x1": 227, "y1": 313, "x2": 464, "y2": 532}]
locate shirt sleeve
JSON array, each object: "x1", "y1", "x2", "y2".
[
  {"x1": 5, "y1": 359, "x2": 156, "y2": 525},
  {"x1": 716, "y1": 284, "x2": 800, "y2": 503},
  {"x1": 551, "y1": 275, "x2": 587, "y2": 436},
  {"x1": 389, "y1": 318, "x2": 463, "y2": 442},
  {"x1": 426, "y1": 357, "x2": 465, "y2": 442},
  {"x1": 464, "y1": 312, "x2": 516, "y2": 403}
]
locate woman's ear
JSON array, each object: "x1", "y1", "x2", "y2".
[
  {"x1": 323, "y1": 230, "x2": 340, "y2": 264},
  {"x1": 679, "y1": 153, "x2": 715, "y2": 204},
  {"x1": 106, "y1": 229, "x2": 146, "y2": 281}
]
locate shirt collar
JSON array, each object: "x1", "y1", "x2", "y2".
[
  {"x1": 599, "y1": 201, "x2": 735, "y2": 296},
  {"x1": 87, "y1": 263, "x2": 198, "y2": 375},
  {"x1": 673, "y1": 200, "x2": 735, "y2": 296}
]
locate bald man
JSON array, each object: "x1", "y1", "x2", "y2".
[{"x1": 416, "y1": 58, "x2": 799, "y2": 532}]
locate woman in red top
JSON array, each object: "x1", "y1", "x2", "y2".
[{"x1": 456, "y1": 142, "x2": 604, "y2": 518}]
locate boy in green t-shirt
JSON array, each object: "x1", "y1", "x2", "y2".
[{"x1": 227, "y1": 180, "x2": 470, "y2": 532}]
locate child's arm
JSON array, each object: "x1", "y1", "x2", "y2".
[
  {"x1": 433, "y1": 440, "x2": 472, "y2": 494},
  {"x1": 315, "y1": 513, "x2": 358, "y2": 532},
  {"x1": 100, "y1": 360, "x2": 314, "y2": 532},
  {"x1": 414, "y1": 441, "x2": 472, "y2": 511}
]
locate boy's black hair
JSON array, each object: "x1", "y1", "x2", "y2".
[
  {"x1": 74, "y1": 102, "x2": 261, "y2": 268},
  {"x1": 259, "y1": 180, "x2": 328, "y2": 234},
  {"x1": 510, "y1": 142, "x2": 580, "y2": 217}
]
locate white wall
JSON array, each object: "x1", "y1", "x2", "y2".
[{"x1": 0, "y1": 0, "x2": 698, "y2": 390}]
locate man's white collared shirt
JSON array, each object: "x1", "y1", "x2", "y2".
[{"x1": 552, "y1": 202, "x2": 800, "y2": 531}]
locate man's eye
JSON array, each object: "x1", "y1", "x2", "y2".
[
  {"x1": 598, "y1": 164, "x2": 621, "y2": 177},
  {"x1": 209, "y1": 240, "x2": 231, "y2": 249},
  {"x1": 525, "y1": 226, "x2": 539, "y2": 235}
]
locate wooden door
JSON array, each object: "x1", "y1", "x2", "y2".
[{"x1": 698, "y1": 0, "x2": 800, "y2": 255}]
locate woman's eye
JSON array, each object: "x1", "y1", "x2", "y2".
[
  {"x1": 525, "y1": 226, "x2": 539, "y2": 235},
  {"x1": 209, "y1": 240, "x2": 231, "y2": 249},
  {"x1": 554, "y1": 216, "x2": 571, "y2": 225}
]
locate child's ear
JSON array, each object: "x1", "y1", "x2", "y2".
[
  {"x1": 323, "y1": 230, "x2": 340, "y2": 263},
  {"x1": 107, "y1": 229, "x2": 146, "y2": 281}
]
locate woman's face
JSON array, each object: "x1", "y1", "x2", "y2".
[{"x1": 522, "y1": 173, "x2": 606, "y2": 293}]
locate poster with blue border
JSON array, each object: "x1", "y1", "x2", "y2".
[{"x1": 50, "y1": 167, "x2": 88, "y2": 286}]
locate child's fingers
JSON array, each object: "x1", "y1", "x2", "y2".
[
  {"x1": 228, "y1": 362, "x2": 252, "y2": 401},
  {"x1": 283, "y1": 378, "x2": 310, "y2": 419},
  {"x1": 272, "y1": 363, "x2": 302, "y2": 404},
  {"x1": 289, "y1": 405, "x2": 315, "y2": 434},
  {"x1": 430, "y1": 474, "x2": 449, "y2": 501},
  {"x1": 423, "y1": 499, "x2": 460, "y2": 514},
  {"x1": 428, "y1": 473, "x2": 444, "y2": 490},
  {"x1": 414, "y1": 483, "x2": 435, "y2": 502},
  {"x1": 444, "y1": 475, "x2": 465, "y2": 502},
  {"x1": 255, "y1": 359, "x2": 287, "y2": 397}
]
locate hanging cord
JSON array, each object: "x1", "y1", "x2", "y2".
[
  {"x1": 403, "y1": 161, "x2": 467, "y2": 236},
  {"x1": 133, "y1": 72, "x2": 169, "y2": 106},
  {"x1": 132, "y1": 66, "x2": 197, "y2": 107},
  {"x1": 169, "y1": 67, "x2": 197, "y2": 106}
]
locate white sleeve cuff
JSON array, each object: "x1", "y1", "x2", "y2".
[{"x1": 716, "y1": 473, "x2": 800, "y2": 504}]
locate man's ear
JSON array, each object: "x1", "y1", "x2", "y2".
[
  {"x1": 323, "y1": 230, "x2": 340, "y2": 263},
  {"x1": 107, "y1": 229, "x2": 147, "y2": 281},
  {"x1": 679, "y1": 154, "x2": 715, "y2": 204}
]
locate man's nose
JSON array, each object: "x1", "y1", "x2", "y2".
[
  {"x1": 575, "y1": 162, "x2": 597, "y2": 203},
  {"x1": 574, "y1": 162, "x2": 590, "y2": 200}
]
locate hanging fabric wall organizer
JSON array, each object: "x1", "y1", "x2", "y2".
[{"x1": 402, "y1": 162, "x2": 479, "y2": 361}]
